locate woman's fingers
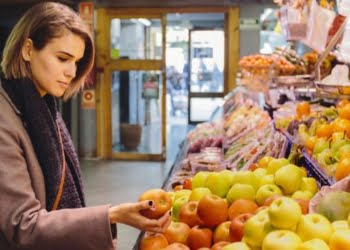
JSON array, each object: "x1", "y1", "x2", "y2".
[{"x1": 137, "y1": 200, "x2": 155, "y2": 211}]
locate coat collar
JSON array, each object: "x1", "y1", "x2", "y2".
[{"x1": 0, "y1": 80, "x2": 21, "y2": 115}]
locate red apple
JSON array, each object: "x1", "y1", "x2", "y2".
[
  {"x1": 139, "y1": 189, "x2": 172, "y2": 219},
  {"x1": 179, "y1": 201, "x2": 203, "y2": 227},
  {"x1": 228, "y1": 199, "x2": 258, "y2": 220},
  {"x1": 183, "y1": 178, "x2": 193, "y2": 190},
  {"x1": 187, "y1": 226, "x2": 213, "y2": 250},
  {"x1": 294, "y1": 198, "x2": 309, "y2": 215},
  {"x1": 162, "y1": 243, "x2": 190, "y2": 250},
  {"x1": 211, "y1": 241, "x2": 231, "y2": 250},
  {"x1": 140, "y1": 233, "x2": 168, "y2": 250},
  {"x1": 229, "y1": 213, "x2": 253, "y2": 242},
  {"x1": 164, "y1": 221, "x2": 191, "y2": 245},
  {"x1": 197, "y1": 194, "x2": 228, "y2": 227},
  {"x1": 213, "y1": 221, "x2": 232, "y2": 243}
]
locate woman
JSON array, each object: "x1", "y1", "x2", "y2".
[{"x1": 0, "y1": 2, "x2": 170, "y2": 250}]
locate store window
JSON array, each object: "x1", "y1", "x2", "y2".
[{"x1": 110, "y1": 18, "x2": 162, "y2": 60}]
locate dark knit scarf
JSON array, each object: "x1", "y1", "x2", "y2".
[{"x1": 2, "y1": 78, "x2": 85, "y2": 211}]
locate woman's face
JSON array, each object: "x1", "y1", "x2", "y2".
[{"x1": 23, "y1": 31, "x2": 85, "y2": 97}]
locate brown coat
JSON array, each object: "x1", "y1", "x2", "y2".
[{"x1": 0, "y1": 85, "x2": 116, "y2": 250}]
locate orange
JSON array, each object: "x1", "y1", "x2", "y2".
[
  {"x1": 305, "y1": 136, "x2": 317, "y2": 152},
  {"x1": 336, "y1": 99, "x2": 350, "y2": 109},
  {"x1": 332, "y1": 118, "x2": 350, "y2": 138},
  {"x1": 296, "y1": 102, "x2": 311, "y2": 118},
  {"x1": 338, "y1": 103, "x2": 350, "y2": 120},
  {"x1": 316, "y1": 124, "x2": 333, "y2": 138},
  {"x1": 335, "y1": 158, "x2": 350, "y2": 181}
]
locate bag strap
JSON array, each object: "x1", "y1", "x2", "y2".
[{"x1": 51, "y1": 121, "x2": 66, "y2": 211}]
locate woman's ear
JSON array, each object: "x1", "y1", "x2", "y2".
[{"x1": 21, "y1": 38, "x2": 33, "y2": 62}]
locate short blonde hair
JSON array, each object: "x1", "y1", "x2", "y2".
[{"x1": 1, "y1": 2, "x2": 94, "y2": 99}]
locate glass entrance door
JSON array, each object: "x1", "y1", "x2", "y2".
[
  {"x1": 96, "y1": 9, "x2": 166, "y2": 160},
  {"x1": 188, "y1": 28, "x2": 225, "y2": 123}
]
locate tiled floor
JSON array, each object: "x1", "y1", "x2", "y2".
[{"x1": 80, "y1": 124, "x2": 192, "y2": 249}]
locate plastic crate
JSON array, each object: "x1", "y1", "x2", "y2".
[{"x1": 301, "y1": 149, "x2": 335, "y2": 186}]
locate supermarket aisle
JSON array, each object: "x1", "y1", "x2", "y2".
[{"x1": 80, "y1": 123, "x2": 193, "y2": 249}]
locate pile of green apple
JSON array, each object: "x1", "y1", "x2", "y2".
[{"x1": 242, "y1": 196, "x2": 350, "y2": 250}]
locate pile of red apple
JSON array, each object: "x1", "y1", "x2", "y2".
[{"x1": 138, "y1": 156, "x2": 350, "y2": 250}]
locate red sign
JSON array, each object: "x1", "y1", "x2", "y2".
[{"x1": 81, "y1": 89, "x2": 96, "y2": 109}]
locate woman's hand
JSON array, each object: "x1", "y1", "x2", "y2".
[{"x1": 108, "y1": 200, "x2": 171, "y2": 233}]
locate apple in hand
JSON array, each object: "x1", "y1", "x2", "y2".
[
  {"x1": 140, "y1": 232, "x2": 169, "y2": 250},
  {"x1": 262, "y1": 230, "x2": 302, "y2": 250},
  {"x1": 179, "y1": 201, "x2": 202, "y2": 228},
  {"x1": 242, "y1": 210, "x2": 274, "y2": 248},
  {"x1": 205, "y1": 172, "x2": 232, "y2": 198},
  {"x1": 274, "y1": 164, "x2": 303, "y2": 195},
  {"x1": 300, "y1": 177, "x2": 319, "y2": 195},
  {"x1": 228, "y1": 199, "x2": 258, "y2": 220},
  {"x1": 229, "y1": 213, "x2": 253, "y2": 242},
  {"x1": 139, "y1": 189, "x2": 172, "y2": 219},
  {"x1": 296, "y1": 213, "x2": 333, "y2": 242},
  {"x1": 188, "y1": 187, "x2": 211, "y2": 201},
  {"x1": 266, "y1": 158, "x2": 289, "y2": 174},
  {"x1": 197, "y1": 194, "x2": 228, "y2": 227},
  {"x1": 226, "y1": 183, "x2": 255, "y2": 205},
  {"x1": 298, "y1": 239, "x2": 330, "y2": 250},
  {"x1": 164, "y1": 221, "x2": 190, "y2": 245},
  {"x1": 186, "y1": 225, "x2": 213, "y2": 250},
  {"x1": 329, "y1": 229, "x2": 350, "y2": 250},
  {"x1": 255, "y1": 184, "x2": 282, "y2": 206},
  {"x1": 213, "y1": 221, "x2": 232, "y2": 243},
  {"x1": 268, "y1": 197, "x2": 302, "y2": 230}
]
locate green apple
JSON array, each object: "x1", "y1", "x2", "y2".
[
  {"x1": 296, "y1": 213, "x2": 333, "y2": 242},
  {"x1": 242, "y1": 210, "x2": 274, "y2": 248},
  {"x1": 192, "y1": 171, "x2": 210, "y2": 189},
  {"x1": 174, "y1": 189, "x2": 191, "y2": 201},
  {"x1": 291, "y1": 190, "x2": 314, "y2": 200},
  {"x1": 332, "y1": 220, "x2": 349, "y2": 231},
  {"x1": 298, "y1": 239, "x2": 330, "y2": 250},
  {"x1": 329, "y1": 229, "x2": 350, "y2": 250},
  {"x1": 268, "y1": 197, "x2": 302, "y2": 230},
  {"x1": 266, "y1": 158, "x2": 289, "y2": 174},
  {"x1": 255, "y1": 184, "x2": 282, "y2": 206},
  {"x1": 274, "y1": 164, "x2": 302, "y2": 195},
  {"x1": 331, "y1": 136, "x2": 350, "y2": 154},
  {"x1": 300, "y1": 177, "x2": 319, "y2": 195},
  {"x1": 336, "y1": 144, "x2": 350, "y2": 160},
  {"x1": 188, "y1": 187, "x2": 211, "y2": 202},
  {"x1": 171, "y1": 195, "x2": 189, "y2": 222},
  {"x1": 220, "y1": 169, "x2": 236, "y2": 186},
  {"x1": 258, "y1": 174, "x2": 274, "y2": 188},
  {"x1": 167, "y1": 191, "x2": 175, "y2": 202},
  {"x1": 205, "y1": 172, "x2": 232, "y2": 198},
  {"x1": 221, "y1": 242, "x2": 250, "y2": 250},
  {"x1": 313, "y1": 138, "x2": 330, "y2": 155},
  {"x1": 317, "y1": 149, "x2": 336, "y2": 166},
  {"x1": 226, "y1": 183, "x2": 255, "y2": 205},
  {"x1": 262, "y1": 230, "x2": 302, "y2": 250},
  {"x1": 253, "y1": 168, "x2": 267, "y2": 179},
  {"x1": 232, "y1": 171, "x2": 259, "y2": 191}
]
